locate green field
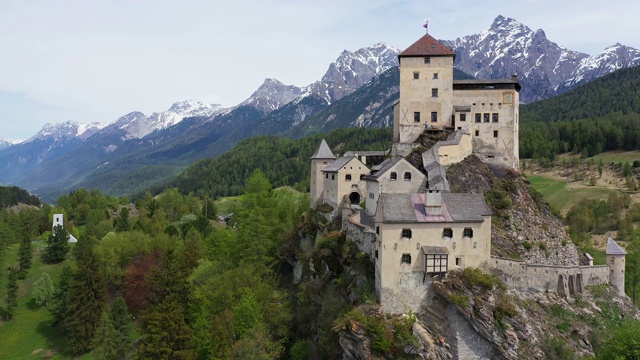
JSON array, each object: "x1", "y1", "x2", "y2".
[
  {"x1": 0, "y1": 242, "x2": 91, "y2": 360},
  {"x1": 590, "y1": 150, "x2": 640, "y2": 164},
  {"x1": 527, "y1": 175, "x2": 619, "y2": 215}
]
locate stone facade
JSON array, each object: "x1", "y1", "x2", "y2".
[
  {"x1": 364, "y1": 157, "x2": 426, "y2": 217},
  {"x1": 393, "y1": 34, "x2": 520, "y2": 170}
]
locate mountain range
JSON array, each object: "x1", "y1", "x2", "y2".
[{"x1": 2, "y1": 15, "x2": 640, "y2": 202}]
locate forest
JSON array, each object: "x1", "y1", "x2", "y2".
[
  {"x1": 520, "y1": 64, "x2": 640, "y2": 160},
  {"x1": 0, "y1": 171, "x2": 392, "y2": 359}
]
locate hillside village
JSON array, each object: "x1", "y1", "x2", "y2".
[{"x1": 309, "y1": 33, "x2": 629, "y2": 323}]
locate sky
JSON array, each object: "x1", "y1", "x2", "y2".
[{"x1": 2, "y1": 0, "x2": 640, "y2": 140}]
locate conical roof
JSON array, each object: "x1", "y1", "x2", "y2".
[
  {"x1": 311, "y1": 139, "x2": 336, "y2": 159},
  {"x1": 399, "y1": 34, "x2": 456, "y2": 57},
  {"x1": 606, "y1": 237, "x2": 627, "y2": 255}
]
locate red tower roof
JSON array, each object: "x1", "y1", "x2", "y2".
[{"x1": 399, "y1": 34, "x2": 455, "y2": 58}]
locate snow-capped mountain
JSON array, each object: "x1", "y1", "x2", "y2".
[
  {"x1": 26, "y1": 121, "x2": 107, "y2": 143},
  {"x1": 0, "y1": 138, "x2": 23, "y2": 150},
  {"x1": 100, "y1": 100, "x2": 223, "y2": 140},
  {"x1": 559, "y1": 43, "x2": 640, "y2": 91},
  {"x1": 240, "y1": 79, "x2": 306, "y2": 113},
  {"x1": 442, "y1": 15, "x2": 640, "y2": 102},
  {"x1": 309, "y1": 42, "x2": 400, "y2": 104}
]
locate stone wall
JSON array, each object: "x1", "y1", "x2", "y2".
[
  {"x1": 342, "y1": 208, "x2": 376, "y2": 259},
  {"x1": 488, "y1": 256, "x2": 609, "y2": 296}
]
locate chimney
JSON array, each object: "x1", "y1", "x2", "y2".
[{"x1": 425, "y1": 190, "x2": 442, "y2": 216}]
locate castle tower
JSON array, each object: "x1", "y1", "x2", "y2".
[
  {"x1": 310, "y1": 139, "x2": 336, "y2": 208},
  {"x1": 606, "y1": 237, "x2": 627, "y2": 296},
  {"x1": 394, "y1": 34, "x2": 456, "y2": 144}
]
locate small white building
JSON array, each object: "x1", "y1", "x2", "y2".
[{"x1": 53, "y1": 214, "x2": 78, "y2": 243}]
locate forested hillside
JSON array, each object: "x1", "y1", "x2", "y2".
[
  {"x1": 0, "y1": 186, "x2": 41, "y2": 208},
  {"x1": 160, "y1": 127, "x2": 393, "y2": 198},
  {"x1": 520, "y1": 65, "x2": 640, "y2": 159}
]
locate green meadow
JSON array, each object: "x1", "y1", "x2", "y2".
[{"x1": 527, "y1": 174, "x2": 618, "y2": 215}]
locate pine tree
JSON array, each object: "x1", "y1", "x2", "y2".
[
  {"x1": 44, "y1": 225, "x2": 70, "y2": 263},
  {"x1": 138, "y1": 248, "x2": 194, "y2": 359},
  {"x1": 5, "y1": 266, "x2": 18, "y2": 320},
  {"x1": 18, "y1": 235, "x2": 33, "y2": 279},
  {"x1": 51, "y1": 265, "x2": 74, "y2": 327},
  {"x1": 91, "y1": 311, "x2": 118, "y2": 359},
  {"x1": 109, "y1": 296, "x2": 132, "y2": 359},
  {"x1": 137, "y1": 297, "x2": 195, "y2": 360},
  {"x1": 32, "y1": 272, "x2": 55, "y2": 307},
  {"x1": 63, "y1": 238, "x2": 107, "y2": 354},
  {"x1": 114, "y1": 207, "x2": 130, "y2": 232}
]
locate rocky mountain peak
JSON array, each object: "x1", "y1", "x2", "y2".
[
  {"x1": 27, "y1": 121, "x2": 82, "y2": 143},
  {"x1": 168, "y1": 100, "x2": 222, "y2": 116},
  {"x1": 310, "y1": 42, "x2": 400, "y2": 104},
  {"x1": 240, "y1": 79, "x2": 305, "y2": 113}
]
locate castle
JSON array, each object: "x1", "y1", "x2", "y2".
[{"x1": 310, "y1": 33, "x2": 626, "y2": 313}]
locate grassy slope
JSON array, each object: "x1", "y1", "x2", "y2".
[
  {"x1": 0, "y1": 242, "x2": 90, "y2": 360},
  {"x1": 590, "y1": 150, "x2": 640, "y2": 164},
  {"x1": 527, "y1": 174, "x2": 618, "y2": 215}
]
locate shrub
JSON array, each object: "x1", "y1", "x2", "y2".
[
  {"x1": 462, "y1": 267, "x2": 494, "y2": 291},
  {"x1": 523, "y1": 241, "x2": 532, "y2": 250},
  {"x1": 449, "y1": 293, "x2": 470, "y2": 307}
]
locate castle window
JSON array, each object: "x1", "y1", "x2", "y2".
[
  {"x1": 325, "y1": 173, "x2": 328, "y2": 179},
  {"x1": 432, "y1": 88, "x2": 438, "y2": 97},
  {"x1": 375, "y1": 250, "x2": 379, "y2": 259},
  {"x1": 404, "y1": 172, "x2": 411, "y2": 181},
  {"x1": 424, "y1": 56, "x2": 430, "y2": 64},
  {"x1": 463, "y1": 228, "x2": 473, "y2": 238},
  {"x1": 443, "y1": 228, "x2": 453, "y2": 238},
  {"x1": 402, "y1": 229, "x2": 412, "y2": 238},
  {"x1": 414, "y1": 112, "x2": 421, "y2": 122},
  {"x1": 475, "y1": 114, "x2": 481, "y2": 123},
  {"x1": 460, "y1": 113, "x2": 466, "y2": 122},
  {"x1": 345, "y1": 174, "x2": 352, "y2": 181},
  {"x1": 475, "y1": 130, "x2": 479, "y2": 136},
  {"x1": 390, "y1": 172, "x2": 397, "y2": 181},
  {"x1": 402, "y1": 253, "x2": 412, "y2": 264},
  {"x1": 360, "y1": 174, "x2": 366, "y2": 180},
  {"x1": 369, "y1": 193, "x2": 374, "y2": 199},
  {"x1": 492, "y1": 113, "x2": 499, "y2": 122},
  {"x1": 431, "y1": 112, "x2": 438, "y2": 123},
  {"x1": 433, "y1": 73, "x2": 438, "y2": 79},
  {"x1": 483, "y1": 113, "x2": 490, "y2": 123},
  {"x1": 493, "y1": 130, "x2": 498, "y2": 138},
  {"x1": 413, "y1": 72, "x2": 419, "y2": 80},
  {"x1": 455, "y1": 257, "x2": 463, "y2": 267},
  {"x1": 331, "y1": 174, "x2": 335, "y2": 180},
  {"x1": 376, "y1": 226, "x2": 379, "y2": 235}
]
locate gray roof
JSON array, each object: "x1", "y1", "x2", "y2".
[
  {"x1": 343, "y1": 150, "x2": 389, "y2": 157},
  {"x1": 606, "y1": 237, "x2": 627, "y2": 255},
  {"x1": 422, "y1": 246, "x2": 449, "y2": 255},
  {"x1": 453, "y1": 79, "x2": 519, "y2": 85},
  {"x1": 359, "y1": 209, "x2": 375, "y2": 231},
  {"x1": 364, "y1": 157, "x2": 403, "y2": 181},
  {"x1": 322, "y1": 156, "x2": 355, "y2": 172},
  {"x1": 311, "y1": 139, "x2": 336, "y2": 159},
  {"x1": 422, "y1": 147, "x2": 449, "y2": 191},
  {"x1": 379, "y1": 192, "x2": 490, "y2": 223}
]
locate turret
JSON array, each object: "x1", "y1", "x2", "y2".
[
  {"x1": 310, "y1": 139, "x2": 336, "y2": 208},
  {"x1": 606, "y1": 237, "x2": 627, "y2": 296}
]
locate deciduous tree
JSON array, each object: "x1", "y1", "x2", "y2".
[{"x1": 32, "y1": 272, "x2": 55, "y2": 307}]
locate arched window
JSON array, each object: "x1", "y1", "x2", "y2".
[
  {"x1": 404, "y1": 172, "x2": 411, "y2": 181},
  {"x1": 390, "y1": 172, "x2": 397, "y2": 181}
]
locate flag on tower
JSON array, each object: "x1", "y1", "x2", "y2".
[{"x1": 423, "y1": 18, "x2": 429, "y2": 31}]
